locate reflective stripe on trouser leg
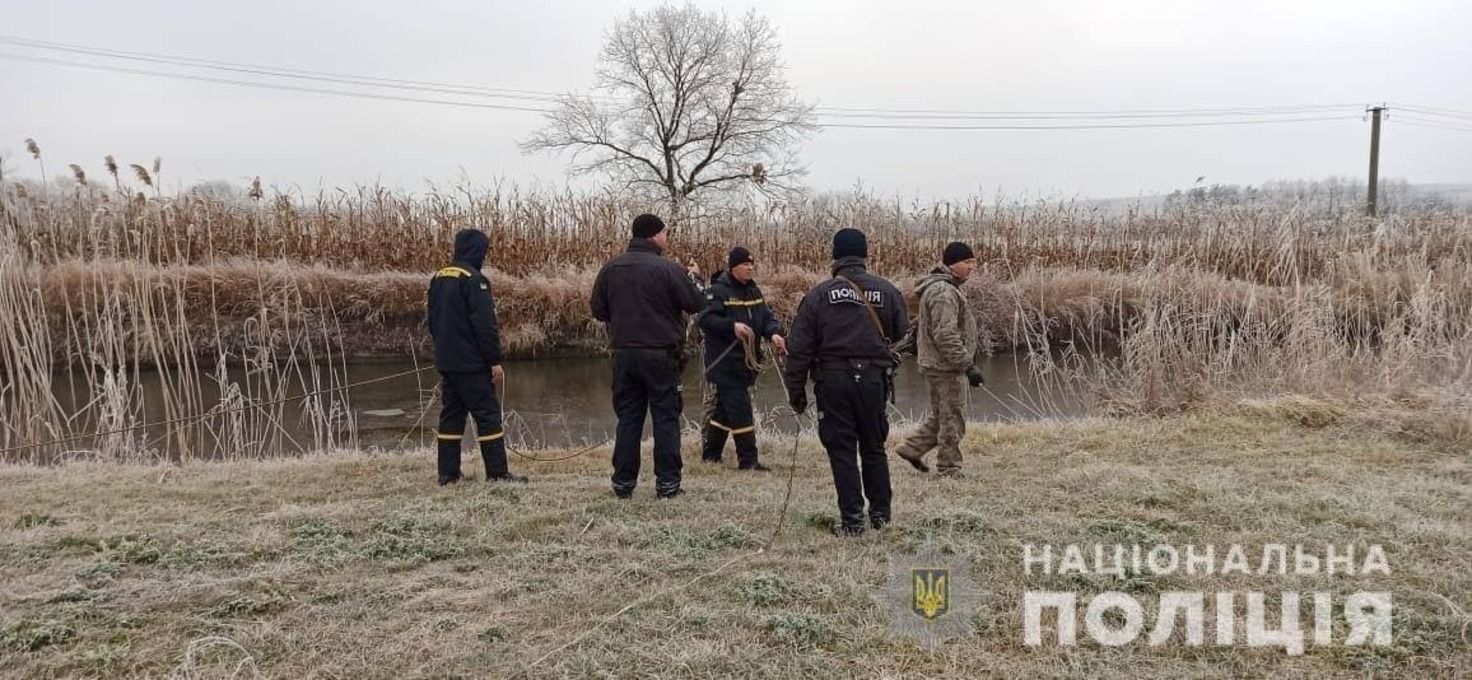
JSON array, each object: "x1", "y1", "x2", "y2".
[
  {"x1": 437, "y1": 439, "x2": 462, "y2": 478},
  {"x1": 436, "y1": 370, "x2": 468, "y2": 478},
  {"x1": 702, "y1": 419, "x2": 729, "y2": 462},
  {"x1": 444, "y1": 369, "x2": 510, "y2": 478},
  {"x1": 713, "y1": 379, "x2": 758, "y2": 466}
]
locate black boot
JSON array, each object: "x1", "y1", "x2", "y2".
[
  {"x1": 734, "y1": 432, "x2": 765, "y2": 471},
  {"x1": 437, "y1": 440, "x2": 463, "y2": 486},
  {"x1": 480, "y1": 441, "x2": 516, "y2": 481},
  {"x1": 701, "y1": 425, "x2": 726, "y2": 463}
]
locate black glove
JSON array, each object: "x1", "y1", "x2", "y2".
[
  {"x1": 965, "y1": 366, "x2": 984, "y2": 387},
  {"x1": 789, "y1": 394, "x2": 807, "y2": 415}
]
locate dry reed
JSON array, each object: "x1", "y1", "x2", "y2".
[{"x1": 3, "y1": 161, "x2": 1470, "y2": 462}]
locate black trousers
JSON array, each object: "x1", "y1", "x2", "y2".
[
  {"x1": 702, "y1": 374, "x2": 758, "y2": 466},
  {"x1": 815, "y1": 363, "x2": 892, "y2": 528},
  {"x1": 437, "y1": 370, "x2": 508, "y2": 479},
  {"x1": 611, "y1": 349, "x2": 684, "y2": 496}
]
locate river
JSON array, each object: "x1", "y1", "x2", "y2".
[{"x1": 44, "y1": 353, "x2": 1090, "y2": 458}]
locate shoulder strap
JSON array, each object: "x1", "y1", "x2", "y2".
[{"x1": 835, "y1": 274, "x2": 890, "y2": 343}]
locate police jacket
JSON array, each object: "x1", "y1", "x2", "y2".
[
  {"x1": 590, "y1": 237, "x2": 705, "y2": 350},
  {"x1": 427, "y1": 260, "x2": 503, "y2": 373},
  {"x1": 698, "y1": 270, "x2": 784, "y2": 382},
  {"x1": 782, "y1": 256, "x2": 908, "y2": 394}
]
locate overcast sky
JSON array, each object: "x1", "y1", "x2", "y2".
[{"x1": 3, "y1": 0, "x2": 1470, "y2": 199}]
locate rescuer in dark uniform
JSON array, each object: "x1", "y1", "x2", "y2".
[
  {"x1": 697, "y1": 247, "x2": 786, "y2": 470},
  {"x1": 591, "y1": 214, "x2": 705, "y2": 499},
  {"x1": 427, "y1": 228, "x2": 527, "y2": 486},
  {"x1": 782, "y1": 228, "x2": 908, "y2": 536}
]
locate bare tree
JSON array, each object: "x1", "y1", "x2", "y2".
[{"x1": 522, "y1": 5, "x2": 816, "y2": 218}]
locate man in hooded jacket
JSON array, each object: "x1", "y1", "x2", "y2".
[
  {"x1": 427, "y1": 228, "x2": 527, "y2": 486},
  {"x1": 894, "y1": 241, "x2": 983, "y2": 477}
]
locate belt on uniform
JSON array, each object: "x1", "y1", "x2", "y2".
[
  {"x1": 817, "y1": 357, "x2": 893, "y2": 373},
  {"x1": 614, "y1": 347, "x2": 685, "y2": 363}
]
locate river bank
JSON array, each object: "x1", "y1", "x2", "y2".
[
  {"x1": 25, "y1": 254, "x2": 1469, "y2": 364},
  {"x1": 2, "y1": 403, "x2": 1468, "y2": 677}
]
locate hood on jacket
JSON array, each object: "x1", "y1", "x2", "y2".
[
  {"x1": 453, "y1": 229, "x2": 490, "y2": 270},
  {"x1": 915, "y1": 265, "x2": 960, "y2": 295}
]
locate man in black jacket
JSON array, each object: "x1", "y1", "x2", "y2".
[
  {"x1": 427, "y1": 228, "x2": 527, "y2": 486},
  {"x1": 590, "y1": 214, "x2": 705, "y2": 499},
  {"x1": 697, "y1": 247, "x2": 786, "y2": 470},
  {"x1": 782, "y1": 228, "x2": 908, "y2": 536}
]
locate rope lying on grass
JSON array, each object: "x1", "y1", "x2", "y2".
[
  {"x1": 516, "y1": 344, "x2": 808, "y2": 677},
  {"x1": 13, "y1": 339, "x2": 812, "y2": 674}
]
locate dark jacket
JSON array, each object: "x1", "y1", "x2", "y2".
[
  {"x1": 782, "y1": 257, "x2": 908, "y2": 395},
  {"x1": 698, "y1": 270, "x2": 784, "y2": 383},
  {"x1": 591, "y1": 237, "x2": 705, "y2": 350},
  {"x1": 427, "y1": 232, "x2": 502, "y2": 372}
]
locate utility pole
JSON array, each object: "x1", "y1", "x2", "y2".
[{"x1": 1366, "y1": 105, "x2": 1385, "y2": 217}]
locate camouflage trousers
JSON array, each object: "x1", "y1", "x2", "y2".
[{"x1": 895, "y1": 371, "x2": 966, "y2": 472}]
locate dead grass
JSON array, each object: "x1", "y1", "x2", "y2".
[{"x1": 1, "y1": 405, "x2": 1468, "y2": 678}]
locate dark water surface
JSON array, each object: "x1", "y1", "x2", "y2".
[{"x1": 47, "y1": 353, "x2": 1088, "y2": 456}]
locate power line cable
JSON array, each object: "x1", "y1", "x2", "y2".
[
  {"x1": 815, "y1": 103, "x2": 1361, "y2": 120},
  {"x1": 5, "y1": 53, "x2": 1365, "y2": 132},
  {"x1": 0, "y1": 34, "x2": 574, "y2": 104},
  {"x1": 1393, "y1": 105, "x2": 1472, "y2": 123},
  {"x1": 1395, "y1": 103, "x2": 1472, "y2": 119},
  {"x1": 3, "y1": 33, "x2": 1375, "y2": 122},
  {"x1": 0, "y1": 52, "x2": 556, "y2": 113},
  {"x1": 1392, "y1": 115, "x2": 1472, "y2": 133},
  {"x1": 816, "y1": 115, "x2": 1358, "y2": 130}
]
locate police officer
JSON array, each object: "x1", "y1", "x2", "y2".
[
  {"x1": 427, "y1": 228, "x2": 527, "y2": 486},
  {"x1": 782, "y1": 228, "x2": 908, "y2": 536},
  {"x1": 697, "y1": 247, "x2": 787, "y2": 470},
  {"x1": 591, "y1": 214, "x2": 705, "y2": 499}
]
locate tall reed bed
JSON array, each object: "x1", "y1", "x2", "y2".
[
  {"x1": 1, "y1": 220, "x2": 360, "y2": 464},
  {"x1": 3, "y1": 146, "x2": 1471, "y2": 462},
  {"x1": 8, "y1": 168, "x2": 1468, "y2": 284}
]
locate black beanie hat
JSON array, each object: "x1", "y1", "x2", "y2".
[
  {"x1": 832, "y1": 228, "x2": 868, "y2": 260},
  {"x1": 632, "y1": 213, "x2": 666, "y2": 239},
  {"x1": 728, "y1": 246, "x2": 754, "y2": 270},
  {"x1": 942, "y1": 241, "x2": 976, "y2": 266}
]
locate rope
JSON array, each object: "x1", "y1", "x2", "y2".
[
  {"x1": 762, "y1": 346, "x2": 805, "y2": 547},
  {"x1": 516, "y1": 345, "x2": 808, "y2": 676},
  {"x1": 0, "y1": 365, "x2": 435, "y2": 456}
]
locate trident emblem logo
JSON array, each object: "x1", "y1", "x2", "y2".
[{"x1": 876, "y1": 538, "x2": 983, "y2": 649}]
